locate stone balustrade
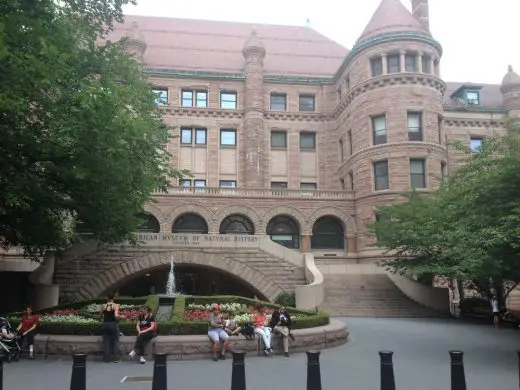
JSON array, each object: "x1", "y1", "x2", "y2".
[{"x1": 153, "y1": 186, "x2": 354, "y2": 200}]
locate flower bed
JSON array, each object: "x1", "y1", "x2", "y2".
[{"x1": 5, "y1": 295, "x2": 329, "y2": 336}]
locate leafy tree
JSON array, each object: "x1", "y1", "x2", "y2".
[
  {"x1": 0, "y1": 0, "x2": 184, "y2": 258},
  {"x1": 370, "y1": 119, "x2": 520, "y2": 305}
]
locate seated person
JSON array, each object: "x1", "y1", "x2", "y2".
[
  {"x1": 16, "y1": 306, "x2": 39, "y2": 359},
  {"x1": 253, "y1": 304, "x2": 272, "y2": 356},
  {"x1": 224, "y1": 312, "x2": 241, "y2": 336},
  {"x1": 269, "y1": 305, "x2": 294, "y2": 357},
  {"x1": 128, "y1": 307, "x2": 157, "y2": 364},
  {"x1": 208, "y1": 305, "x2": 229, "y2": 361}
]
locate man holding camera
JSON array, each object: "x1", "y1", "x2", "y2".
[{"x1": 269, "y1": 306, "x2": 295, "y2": 357}]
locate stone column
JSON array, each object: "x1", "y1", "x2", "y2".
[
  {"x1": 242, "y1": 29, "x2": 266, "y2": 188},
  {"x1": 346, "y1": 234, "x2": 357, "y2": 254},
  {"x1": 399, "y1": 50, "x2": 406, "y2": 72},
  {"x1": 301, "y1": 235, "x2": 312, "y2": 253},
  {"x1": 381, "y1": 54, "x2": 388, "y2": 75},
  {"x1": 430, "y1": 57, "x2": 435, "y2": 76},
  {"x1": 434, "y1": 58, "x2": 440, "y2": 77},
  {"x1": 417, "y1": 52, "x2": 423, "y2": 73}
]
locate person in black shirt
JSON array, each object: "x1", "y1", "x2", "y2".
[
  {"x1": 128, "y1": 307, "x2": 157, "y2": 364},
  {"x1": 268, "y1": 306, "x2": 294, "y2": 357}
]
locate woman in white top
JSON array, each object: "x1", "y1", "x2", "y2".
[{"x1": 491, "y1": 296, "x2": 500, "y2": 328}]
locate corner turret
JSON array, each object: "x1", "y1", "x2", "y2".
[
  {"x1": 122, "y1": 21, "x2": 147, "y2": 61},
  {"x1": 411, "y1": 0, "x2": 430, "y2": 32},
  {"x1": 242, "y1": 28, "x2": 266, "y2": 58},
  {"x1": 501, "y1": 65, "x2": 520, "y2": 117}
]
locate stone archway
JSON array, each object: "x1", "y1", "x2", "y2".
[
  {"x1": 71, "y1": 250, "x2": 284, "y2": 302},
  {"x1": 143, "y1": 203, "x2": 169, "y2": 231},
  {"x1": 259, "y1": 205, "x2": 306, "y2": 234},
  {"x1": 165, "y1": 203, "x2": 216, "y2": 232},
  {"x1": 306, "y1": 206, "x2": 356, "y2": 234},
  {"x1": 214, "y1": 205, "x2": 260, "y2": 232}
]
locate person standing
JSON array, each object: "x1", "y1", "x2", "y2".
[
  {"x1": 100, "y1": 294, "x2": 120, "y2": 362},
  {"x1": 253, "y1": 304, "x2": 272, "y2": 356},
  {"x1": 491, "y1": 295, "x2": 500, "y2": 328},
  {"x1": 269, "y1": 305, "x2": 294, "y2": 357},
  {"x1": 16, "y1": 306, "x2": 40, "y2": 359},
  {"x1": 129, "y1": 306, "x2": 157, "y2": 364}
]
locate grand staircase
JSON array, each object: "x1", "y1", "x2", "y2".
[{"x1": 319, "y1": 274, "x2": 450, "y2": 317}]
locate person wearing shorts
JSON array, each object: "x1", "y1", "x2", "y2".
[{"x1": 208, "y1": 305, "x2": 229, "y2": 361}]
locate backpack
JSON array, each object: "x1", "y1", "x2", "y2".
[{"x1": 240, "y1": 322, "x2": 255, "y2": 340}]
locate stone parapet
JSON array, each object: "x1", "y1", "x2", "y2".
[{"x1": 32, "y1": 320, "x2": 348, "y2": 361}]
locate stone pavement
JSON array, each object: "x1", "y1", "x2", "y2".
[{"x1": 4, "y1": 317, "x2": 520, "y2": 390}]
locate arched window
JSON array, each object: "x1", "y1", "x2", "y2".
[
  {"x1": 266, "y1": 215, "x2": 300, "y2": 249},
  {"x1": 136, "y1": 213, "x2": 160, "y2": 233},
  {"x1": 311, "y1": 216, "x2": 345, "y2": 249},
  {"x1": 219, "y1": 214, "x2": 255, "y2": 235},
  {"x1": 75, "y1": 220, "x2": 94, "y2": 235},
  {"x1": 172, "y1": 213, "x2": 208, "y2": 234}
]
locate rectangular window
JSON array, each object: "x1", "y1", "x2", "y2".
[
  {"x1": 271, "y1": 182, "x2": 288, "y2": 189},
  {"x1": 194, "y1": 180, "x2": 206, "y2": 187},
  {"x1": 181, "y1": 90, "x2": 208, "y2": 107},
  {"x1": 371, "y1": 57, "x2": 383, "y2": 76},
  {"x1": 421, "y1": 56, "x2": 431, "y2": 73},
  {"x1": 220, "y1": 129, "x2": 236, "y2": 146},
  {"x1": 270, "y1": 93, "x2": 287, "y2": 111},
  {"x1": 373, "y1": 161, "x2": 389, "y2": 191},
  {"x1": 299, "y1": 95, "x2": 316, "y2": 111},
  {"x1": 470, "y1": 137, "x2": 483, "y2": 153},
  {"x1": 372, "y1": 115, "x2": 387, "y2": 145},
  {"x1": 180, "y1": 128, "x2": 207, "y2": 145},
  {"x1": 220, "y1": 91, "x2": 237, "y2": 109},
  {"x1": 271, "y1": 131, "x2": 287, "y2": 148},
  {"x1": 219, "y1": 180, "x2": 236, "y2": 188},
  {"x1": 180, "y1": 128, "x2": 193, "y2": 144},
  {"x1": 347, "y1": 130, "x2": 353, "y2": 155},
  {"x1": 300, "y1": 132, "x2": 316, "y2": 149},
  {"x1": 340, "y1": 179, "x2": 345, "y2": 190},
  {"x1": 438, "y1": 115, "x2": 443, "y2": 144},
  {"x1": 348, "y1": 171, "x2": 354, "y2": 191},
  {"x1": 407, "y1": 112, "x2": 423, "y2": 141},
  {"x1": 405, "y1": 54, "x2": 416, "y2": 72},
  {"x1": 300, "y1": 183, "x2": 317, "y2": 190},
  {"x1": 339, "y1": 139, "x2": 344, "y2": 162},
  {"x1": 387, "y1": 55, "x2": 400, "y2": 73},
  {"x1": 440, "y1": 162, "x2": 447, "y2": 178},
  {"x1": 466, "y1": 91, "x2": 480, "y2": 105},
  {"x1": 179, "y1": 179, "x2": 191, "y2": 187},
  {"x1": 195, "y1": 129, "x2": 207, "y2": 145},
  {"x1": 152, "y1": 88, "x2": 168, "y2": 105},
  {"x1": 410, "y1": 159, "x2": 426, "y2": 189}
]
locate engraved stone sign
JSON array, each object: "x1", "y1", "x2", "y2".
[{"x1": 135, "y1": 233, "x2": 261, "y2": 248}]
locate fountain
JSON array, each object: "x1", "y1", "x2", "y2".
[{"x1": 165, "y1": 256, "x2": 181, "y2": 296}]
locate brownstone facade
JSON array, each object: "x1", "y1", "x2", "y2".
[{"x1": 103, "y1": 0, "x2": 520, "y2": 259}]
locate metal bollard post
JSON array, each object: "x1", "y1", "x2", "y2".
[
  {"x1": 306, "y1": 351, "x2": 322, "y2": 390},
  {"x1": 0, "y1": 357, "x2": 3, "y2": 390},
  {"x1": 449, "y1": 351, "x2": 467, "y2": 390},
  {"x1": 231, "y1": 351, "x2": 246, "y2": 390},
  {"x1": 151, "y1": 353, "x2": 168, "y2": 390},
  {"x1": 379, "y1": 351, "x2": 396, "y2": 390},
  {"x1": 517, "y1": 351, "x2": 520, "y2": 389},
  {"x1": 69, "y1": 353, "x2": 87, "y2": 390}
]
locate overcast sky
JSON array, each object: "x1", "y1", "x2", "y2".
[{"x1": 123, "y1": 0, "x2": 518, "y2": 85}]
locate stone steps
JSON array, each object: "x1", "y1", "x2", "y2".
[{"x1": 319, "y1": 274, "x2": 449, "y2": 318}]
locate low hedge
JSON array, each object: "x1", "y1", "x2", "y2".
[{"x1": 5, "y1": 295, "x2": 329, "y2": 336}]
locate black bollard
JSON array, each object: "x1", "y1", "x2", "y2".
[
  {"x1": 231, "y1": 351, "x2": 246, "y2": 390},
  {"x1": 151, "y1": 353, "x2": 168, "y2": 390},
  {"x1": 0, "y1": 357, "x2": 3, "y2": 390},
  {"x1": 306, "y1": 351, "x2": 322, "y2": 390},
  {"x1": 449, "y1": 351, "x2": 467, "y2": 390},
  {"x1": 69, "y1": 353, "x2": 87, "y2": 390},
  {"x1": 518, "y1": 351, "x2": 520, "y2": 389},
  {"x1": 379, "y1": 351, "x2": 396, "y2": 390}
]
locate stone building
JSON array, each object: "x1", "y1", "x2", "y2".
[{"x1": 2, "y1": 0, "x2": 520, "y2": 314}]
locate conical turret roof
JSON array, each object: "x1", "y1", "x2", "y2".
[
  {"x1": 502, "y1": 65, "x2": 520, "y2": 87},
  {"x1": 242, "y1": 28, "x2": 266, "y2": 57},
  {"x1": 357, "y1": 0, "x2": 428, "y2": 43}
]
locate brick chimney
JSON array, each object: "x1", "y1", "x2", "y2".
[{"x1": 411, "y1": 0, "x2": 430, "y2": 32}]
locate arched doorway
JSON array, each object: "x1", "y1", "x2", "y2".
[
  {"x1": 136, "y1": 213, "x2": 160, "y2": 233},
  {"x1": 311, "y1": 216, "x2": 345, "y2": 249},
  {"x1": 172, "y1": 213, "x2": 208, "y2": 234},
  {"x1": 219, "y1": 214, "x2": 255, "y2": 234},
  {"x1": 266, "y1": 215, "x2": 300, "y2": 249}
]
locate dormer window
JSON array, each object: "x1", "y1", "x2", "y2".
[{"x1": 466, "y1": 91, "x2": 480, "y2": 105}]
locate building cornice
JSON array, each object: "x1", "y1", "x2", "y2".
[
  {"x1": 443, "y1": 105, "x2": 508, "y2": 114},
  {"x1": 443, "y1": 118, "x2": 504, "y2": 128},
  {"x1": 334, "y1": 31, "x2": 443, "y2": 81}
]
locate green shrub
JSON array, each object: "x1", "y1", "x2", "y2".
[{"x1": 275, "y1": 292, "x2": 296, "y2": 308}]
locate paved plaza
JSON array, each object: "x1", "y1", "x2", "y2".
[{"x1": 3, "y1": 317, "x2": 520, "y2": 390}]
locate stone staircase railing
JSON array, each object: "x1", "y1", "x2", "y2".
[{"x1": 295, "y1": 253, "x2": 325, "y2": 310}]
